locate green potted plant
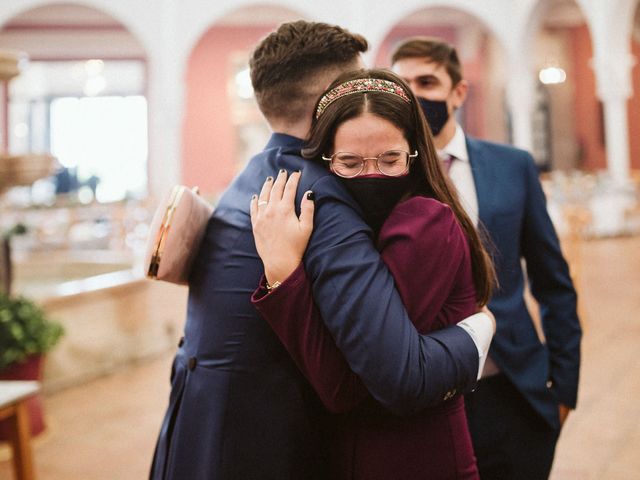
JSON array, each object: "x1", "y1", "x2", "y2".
[{"x1": 0, "y1": 292, "x2": 64, "y2": 438}]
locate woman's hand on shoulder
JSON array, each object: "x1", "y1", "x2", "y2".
[{"x1": 250, "y1": 169, "x2": 315, "y2": 286}]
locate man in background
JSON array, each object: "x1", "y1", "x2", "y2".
[{"x1": 392, "y1": 37, "x2": 581, "y2": 480}]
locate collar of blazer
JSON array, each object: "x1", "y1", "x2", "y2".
[{"x1": 465, "y1": 136, "x2": 499, "y2": 226}]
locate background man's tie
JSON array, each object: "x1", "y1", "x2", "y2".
[{"x1": 440, "y1": 153, "x2": 455, "y2": 174}]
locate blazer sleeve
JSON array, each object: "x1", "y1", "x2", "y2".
[
  {"x1": 520, "y1": 154, "x2": 582, "y2": 408},
  {"x1": 255, "y1": 181, "x2": 478, "y2": 415},
  {"x1": 252, "y1": 197, "x2": 472, "y2": 414},
  {"x1": 252, "y1": 265, "x2": 369, "y2": 414}
]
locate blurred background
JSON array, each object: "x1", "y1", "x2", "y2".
[{"x1": 0, "y1": 0, "x2": 638, "y2": 478}]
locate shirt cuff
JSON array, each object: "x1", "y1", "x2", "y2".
[{"x1": 457, "y1": 312, "x2": 494, "y2": 380}]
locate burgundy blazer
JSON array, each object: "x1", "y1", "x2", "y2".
[{"x1": 253, "y1": 196, "x2": 480, "y2": 480}]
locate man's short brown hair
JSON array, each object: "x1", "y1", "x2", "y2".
[
  {"x1": 250, "y1": 20, "x2": 368, "y2": 124},
  {"x1": 391, "y1": 37, "x2": 463, "y2": 86}
]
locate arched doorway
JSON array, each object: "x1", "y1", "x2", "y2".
[
  {"x1": 0, "y1": 2, "x2": 148, "y2": 204},
  {"x1": 374, "y1": 6, "x2": 508, "y2": 145},
  {"x1": 182, "y1": 5, "x2": 305, "y2": 196},
  {"x1": 529, "y1": 0, "x2": 599, "y2": 172}
]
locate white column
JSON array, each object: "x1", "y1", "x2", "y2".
[
  {"x1": 593, "y1": 51, "x2": 635, "y2": 185},
  {"x1": 601, "y1": 94, "x2": 632, "y2": 184},
  {"x1": 146, "y1": 64, "x2": 183, "y2": 199},
  {"x1": 146, "y1": 0, "x2": 184, "y2": 200},
  {"x1": 505, "y1": 52, "x2": 535, "y2": 152}
]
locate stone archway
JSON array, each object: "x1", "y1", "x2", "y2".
[
  {"x1": 0, "y1": 2, "x2": 149, "y2": 203},
  {"x1": 181, "y1": 5, "x2": 306, "y2": 195},
  {"x1": 373, "y1": 6, "x2": 509, "y2": 144},
  {"x1": 528, "y1": 0, "x2": 599, "y2": 172}
]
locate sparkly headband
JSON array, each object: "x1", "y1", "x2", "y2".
[{"x1": 315, "y1": 78, "x2": 411, "y2": 118}]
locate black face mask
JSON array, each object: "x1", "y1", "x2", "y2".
[
  {"x1": 340, "y1": 175, "x2": 412, "y2": 237},
  {"x1": 417, "y1": 97, "x2": 449, "y2": 136}
]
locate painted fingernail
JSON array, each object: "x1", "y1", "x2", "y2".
[
  {"x1": 296, "y1": 169, "x2": 302, "y2": 173},
  {"x1": 306, "y1": 191, "x2": 315, "y2": 201},
  {"x1": 266, "y1": 176, "x2": 273, "y2": 182},
  {"x1": 251, "y1": 194, "x2": 257, "y2": 200},
  {"x1": 279, "y1": 169, "x2": 286, "y2": 174}
]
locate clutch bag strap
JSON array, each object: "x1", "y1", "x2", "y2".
[{"x1": 147, "y1": 185, "x2": 187, "y2": 279}]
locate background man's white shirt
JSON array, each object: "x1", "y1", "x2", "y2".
[
  {"x1": 440, "y1": 124, "x2": 499, "y2": 377},
  {"x1": 437, "y1": 123, "x2": 479, "y2": 227}
]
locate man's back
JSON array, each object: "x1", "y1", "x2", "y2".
[{"x1": 150, "y1": 136, "x2": 331, "y2": 479}]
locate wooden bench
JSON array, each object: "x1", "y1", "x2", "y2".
[{"x1": 0, "y1": 381, "x2": 39, "y2": 480}]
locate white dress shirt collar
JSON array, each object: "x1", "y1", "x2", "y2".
[{"x1": 437, "y1": 123, "x2": 469, "y2": 163}]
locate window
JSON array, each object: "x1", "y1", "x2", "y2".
[
  {"x1": 50, "y1": 95, "x2": 147, "y2": 202},
  {"x1": 8, "y1": 60, "x2": 147, "y2": 204}
]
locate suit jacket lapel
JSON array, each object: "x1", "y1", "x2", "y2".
[{"x1": 466, "y1": 136, "x2": 496, "y2": 227}]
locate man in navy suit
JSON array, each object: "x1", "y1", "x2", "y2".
[
  {"x1": 150, "y1": 22, "x2": 495, "y2": 480},
  {"x1": 392, "y1": 37, "x2": 582, "y2": 479}
]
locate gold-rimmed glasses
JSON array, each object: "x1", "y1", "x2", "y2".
[{"x1": 321, "y1": 150, "x2": 418, "y2": 178}]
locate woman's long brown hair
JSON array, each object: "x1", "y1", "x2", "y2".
[{"x1": 303, "y1": 68, "x2": 496, "y2": 306}]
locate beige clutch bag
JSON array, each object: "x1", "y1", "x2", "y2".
[{"x1": 144, "y1": 185, "x2": 213, "y2": 285}]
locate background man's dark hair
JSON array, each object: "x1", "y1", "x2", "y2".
[
  {"x1": 391, "y1": 37, "x2": 463, "y2": 86},
  {"x1": 250, "y1": 20, "x2": 368, "y2": 124}
]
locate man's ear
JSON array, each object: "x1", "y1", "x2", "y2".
[{"x1": 451, "y1": 79, "x2": 468, "y2": 109}]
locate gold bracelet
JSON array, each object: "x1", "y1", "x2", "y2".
[{"x1": 265, "y1": 280, "x2": 282, "y2": 292}]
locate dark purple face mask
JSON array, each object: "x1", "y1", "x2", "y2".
[{"x1": 417, "y1": 97, "x2": 449, "y2": 136}]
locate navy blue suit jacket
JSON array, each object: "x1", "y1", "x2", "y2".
[
  {"x1": 150, "y1": 133, "x2": 480, "y2": 480},
  {"x1": 466, "y1": 136, "x2": 581, "y2": 429}
]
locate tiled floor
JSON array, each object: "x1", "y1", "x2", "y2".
[
  {"x1": 548, "y1": 236, "x2": 640, "y2": 479},
  {"x1": 0, "y1": 355, "x2": 174, "y2": 480},
  {"x1": 1, "y1": 236, "x2": 639, "y2": 479}
]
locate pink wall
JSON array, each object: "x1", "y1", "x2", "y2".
[
  {"x1": 570, "y1": 24, "x2": 606, "y2": 170},
  {"x1": 374, "y1": 25, "x2": 487, "y2": 139},
  {"x1": 568, "y1": 23, "x2": 640, "y2": 171},
  {"x1": 458, "y1": 53, "x2": 486, "y2": 139},
  {"x1": 628, "y1": 36, "x2": 640, "y2": 170},
  {"x1": 185, "y1": 23, "x2": 622, "y2": 188},
  {"x1": 184, "y1": 23, "x2": 499, "y2": 194},
  {"x1": 182, "y1": 25, "x2": 273, "y2": 195}
]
